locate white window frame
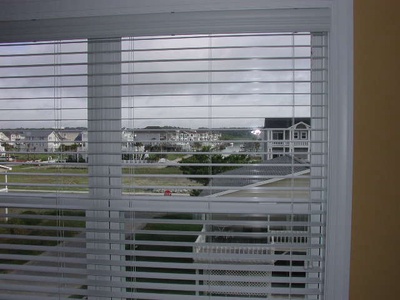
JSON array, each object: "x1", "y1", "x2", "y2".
[
  {"x1": 0, "y1": 1, "x2": 353, "y2": 299},
  {"x1": 301, "y1": 131, "x2": 308, "y2": 140},
  {"x1": 324, "y1": 2, "x2": 354, "y2": 300}
]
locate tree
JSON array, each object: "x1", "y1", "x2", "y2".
[
  {"x1": 145, "y1": 144, "x2": 167, "y2": 162},
  {"x1": 58, "y1": 143, "x2": 78, "y2": 152},
  {"x1": 179, "y1": 146, "x2": 251, "y2": 194},
  {"x1": 2, "y1": 143, "x2": 14, "y2": 152}
]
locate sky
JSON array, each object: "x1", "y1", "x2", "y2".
[{"x1": 0, "y1": 33, "x2": 314, "y2": 130}]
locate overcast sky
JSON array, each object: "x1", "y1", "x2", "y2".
[{"x1": 0, "y1": 33, "x2": 312, "y2": 130}]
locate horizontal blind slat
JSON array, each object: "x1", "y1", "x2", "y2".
[{"x1": 0, "y1": 31, "x2": 328, "y2": 299}]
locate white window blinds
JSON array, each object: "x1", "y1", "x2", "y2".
[{"x1": 0, "y1": 32, "x2": 328, "y2": 299}]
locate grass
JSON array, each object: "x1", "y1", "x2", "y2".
[
  {"x1": 6, "y1": 165, "x2": 88, "y2": 191},
  {"x1": 11, "y1": 153, "x2": 57, "y2": 162},
  {"x1": 5, "y1": 164, "x2": 200, "y2": 192},
  {"x1": 166, "y1": 153, "x2": 186, "y2": 161}
]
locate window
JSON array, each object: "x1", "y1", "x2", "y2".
[
  {"x1": 0, "y1": 2, "x2": 353, "y2": 300},
  {"x1": 0, "y1": 31, "x2": 328, "y2": 300},
  {"x1": 273, "y1": 131, "x2": 285, "y2": 140}
]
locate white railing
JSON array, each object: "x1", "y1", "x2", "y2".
[
  {"x1": 193, "y1": 228, "x2": 272, "y2": 263},
  {"x1": 269, "y1": 230, "x2": 308, "y2": 244},
  {"x1": 271, "y1": 141, "x2": 287, "y2": 146},
  {"x1": 293, "y1": 140, "x2": 309, "y2": 147},
  {"x1": 195, "y1": 244, "x2": 271, "y2": 256},
  {"x1": 193, "y1": 228, "x2": 308, "y2": 263},
  {"x1": 270, "y1": 140, "x2": 309, "y2": 147},
  {"x1": 194, "y1": 245, "x2": 273, "y2": 263}
]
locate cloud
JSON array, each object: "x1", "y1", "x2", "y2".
[{"x1": 0, "y1": 33, "x2": 313, "y2": 129}]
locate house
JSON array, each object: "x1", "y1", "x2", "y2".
[
  {"x1": 194, "y1": 156, "x2": 311, "y2": 298},
  {"x1": 128, "y1": 128, "x2": 164, "y2": 146},
  {"x1": 75, "y1": 130, "x2": 88, "y2": 161},
  {"x1": 23, "y1": 130, "x2": 62, "y2": 153},
  {"x1": 0, "y1": 144, "x2": 5, "y2": 158},
  {"x1": 2, "y1": 131, "x2": 25, "y2": 149},
  {"x1": 166, "y1": 129, "x2": 221, "y2": 151},
  {"x1": 0, "y1": 129, "x2": 86, "y2": 155},
  {"x1": 0, "y1": 132, "x2": 9, "y2": 157},
  {"x1": 0, "y1": 131, "x2": 9, "y2": 143},
  {"x1": 169, "y1": 130, "x2": 221, "y2": 143},
  {"x1": 56, "y1": 130, "x2": 81, "y2": 146},
  {"x1": 263, "y1": 118, "x2": 311, "y2": 161}
]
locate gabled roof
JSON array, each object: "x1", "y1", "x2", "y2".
[
  {"x1": 0, "y1": 132, "x2": 9, "y2": 141},
  {"x1": 288, "y1": 121, "x2": 311, "y2": 129},
  {"x1": 74, "y1": 132, "x2": 83, "y2": 142},
  {"x1": 1, "y1": 130, "x2": 24, "y2": 138},
  {"x1": 23, "y1": 130, "x2": 55, "y2": 138},
  {"x1": 57, "y1": 131, "x2": 80, "y2": 141},
  {"x1": 264, "y1": 117, "x2": 310, "y2": 129},
  {"x1": 200, "y1": 155, "x2": 309, "y2": 196}
]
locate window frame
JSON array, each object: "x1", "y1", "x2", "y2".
[
  {"x1": 272, "y1": 131, "x2": 285, "y2": 141},
  {"x1": 301, "y1": 131, "x2": 308, "y2": 140},
  {"x1": 0, "y1": 1, "x2": 353, "y2": 299},
  {"x1": 324, "y1": 2, "x2": 354, "y2": 300}
]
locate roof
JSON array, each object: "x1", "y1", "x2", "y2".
[
  {"x1": 57, "y1": 131, "x2": 81, "y2": 141},
  {"x1": 1, "y1": 130, "x2": 24, "y2": 138},
  {"x1": 23, "y1": 130, "x2": 55, "y2": 138},
  {"x1": 74, "y1": 132, "x2": 83, "y2": 142},
  {"x1": 200, "y1": 155, "x2": 309, "y2": 196},
  {"x1": 264, "y1": 117, "x2": 310, "y2": 129}
]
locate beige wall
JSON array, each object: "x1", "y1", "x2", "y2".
[{"x1": 351, "y1": 0, "x2": 400, "y2": 299}]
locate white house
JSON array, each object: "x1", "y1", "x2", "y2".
[
  {"x1": 263, "y1": 118, "x2": 311, "y2": 161},
  {"x1": 127, "y1": 128, "x2": 163, "y2": 146},
  {"x1": 0, "y1": 131, "x2": 9, "y2": 143},
  {"x1": 0, "y1": 129, "x2": 86, "y2": 154},
  {"x1": 56, "y1": 131, "x2": 81, "y2": 147},
  {"x1": 2, "y1": 131, "x2": 25, "y2": 149},
  {"x1": 23, "y1": 130, "x2": 62, "y2": 153},
  {"x1": 0, "y1": 132, "x2": 9, "y2": 157},
  {"x1": 0, "y1": 144, "x2": 5, "y2": 158},
  {"x1": 76, "y1": 130, "x2": 88, "y2": 161}
]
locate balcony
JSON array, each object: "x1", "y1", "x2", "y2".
[
  {"x1": 193, "y1": 227, "x2": 308, "y2": 264},
  {"x1": 270, "y1": 140, "x2": 309, "y2": 147}
]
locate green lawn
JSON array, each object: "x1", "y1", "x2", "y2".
[
  {"x1": 6, "y1": 165, "x2": 88, "y2": 191},
  {"x1": 166, "y1": 153, "x2": 186, "y2": 161},
  {"x1": 5, "y1": 165, "x2": 200, "y2": 192}
]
